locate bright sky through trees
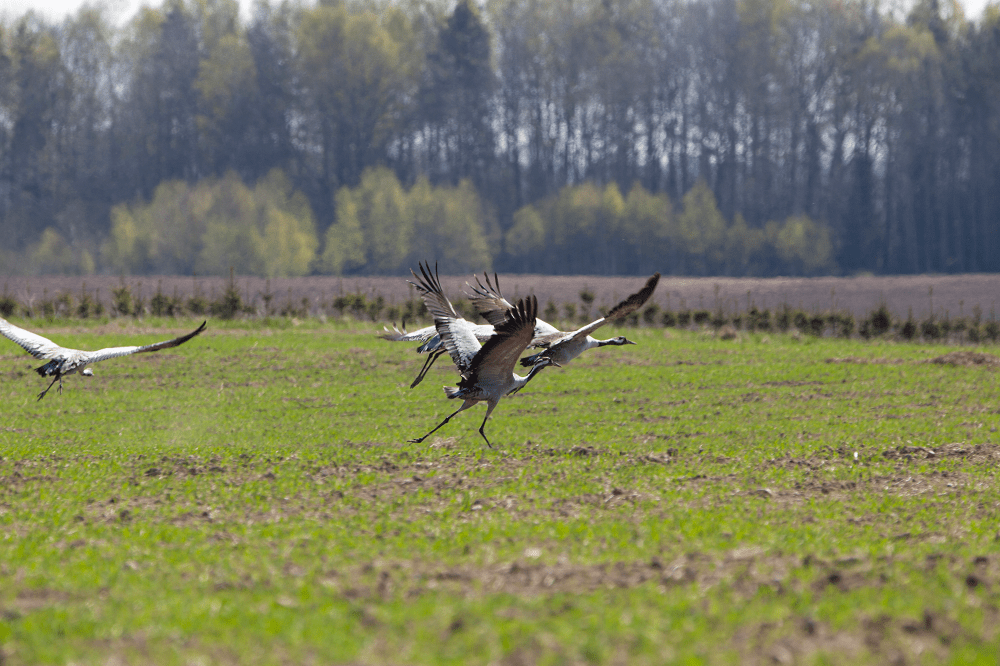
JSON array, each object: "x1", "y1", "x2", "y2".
[
  {"x1": 0, "y1": 0, "x2": 993, "y2": 25},
  {"x1": 0, "y1": 0, "x2": 251, "y2": 24}
]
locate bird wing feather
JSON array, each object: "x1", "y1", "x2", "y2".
[
  {"x1": 0, "y1": 317, "x2": 71, "y2": 359},
  {"x1": 532, "y1": 319, "x2": 561, "y2": 338},
  {"x1": 468, "y1": 272, "x2": 559, "y2": 341},
  {"x1": 409, "y1": 262, "x2": 480, "y2": 372},
  {"x1": 553, "y1": 272, "x2": 661, "y2": 343},
  {"x1": 462, "y1": 295, "x2": 537, "y2": 389},
  {"x1": 83, "y1": 321, "x2": 207, "y2": 365},
  {"x1": 379, "y1": 323, "x2": 437, "y2": 343},
  {"x1": 409, "y1": 262, "x2": 461, "y2": 322},
  {"x1": 467, "y1": 272, "x2": 514, "y2": 327}
]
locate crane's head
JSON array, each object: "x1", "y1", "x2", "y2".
[{"x1": 601, "y1": 336, "x2": 636, "y2": 347}]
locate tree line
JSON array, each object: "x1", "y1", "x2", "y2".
[
  {"x1": 93, "y1": 167, "x2": 831, "y2": 277},
  {"x1": 0, "y1": 0, "x2": 996, "y2": 276}
]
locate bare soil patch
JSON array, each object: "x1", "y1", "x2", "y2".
[
  {"x1": 929, "y1": 350, "x2": 1000, "y2": 367},
  {"x1": 825, "y1": 356, "x2": 906, "y2": 365}
]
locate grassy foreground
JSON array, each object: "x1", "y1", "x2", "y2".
[{"x1": 1, "y1": 318, "x2": 999, "y2": 665}]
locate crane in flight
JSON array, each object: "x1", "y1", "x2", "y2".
[
  {"x1": 467, "y1": 271, "x2": 661, "y2": 369},
  {"x1": 381, "y1": 269, "x2": 561, "y2": 388},
  {"x1": 0, "y1": 318, "x2": 207, "y2": 400},
  {"x1": 406, "y1": 262, "x2": 551, "y2": 447},
  {"x1": 379, "y1": 319, "x2": 494, "y2": 389}
]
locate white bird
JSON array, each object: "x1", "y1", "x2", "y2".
[
  {"x1": 0, "y1": 318, "x2": 207, "y2": 400},
  {"x1": 406, "y1": 261, "x2": 552, "y2": 448},
  {"x1": 468, "y1": 271, "x2": 661, "y2": 368},
  {"x1": 379, "y1": 319, "x2": 494, "y2": 389}
]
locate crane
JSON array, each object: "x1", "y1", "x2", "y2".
[
  {"x1": 381, "y1": 267, "x2": 563, "y2": 388},
  {"x1": 379, "y1": 319, "x2": 494, "y2": 389},
  {"x1": 0, "y1": 318, "x2": 207, "y2": 400},
  {"x1": 467, "y1": 271, "x2": 661, "y2": 368},
  {"x1": 406, "y1": 261, "x2": 551, "y2": 448}
]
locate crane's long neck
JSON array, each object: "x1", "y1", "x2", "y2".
[{"x1": 510, "y1": 359, "x2": 550, "y2": 394}]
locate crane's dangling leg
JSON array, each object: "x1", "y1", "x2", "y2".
[
  {"x1": 37, "y1": 375, "x2": 60, "y2": 401},
  {"x1": 408, "y1": 399, "x2": 474, "y2": 443},
  {"x1": 410, "y1": 349, "x2": 445, "y2": 389},
  {"x1": 477, "y1": 400, "x2": 499, "y2": 449}
]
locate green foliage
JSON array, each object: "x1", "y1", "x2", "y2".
[
  {"x1": 407, "y1": 177, "x2": 492, "y2": 273},
  {"x1": 210, "y1": 271, "x2": 246, "y2": 319},
  {"x1": 511, "y1": 180, "x2": 837, "y2": 277},
  {"x1": 102, "y1": 170, "x2": 318, "y2": 277},
  {"x1": 772, "y1": 215, "x2": 835, "y2": 275},
  {"x1": 297, "y1": 3, "x2": 414, "y2": 188},
  {"x1": 196, "y1": 174, "x2": 265, "y2": 275},
  {"x1": 0, "y1": 0, "x2": 997, "y2": 280},
  {"x1": 0, "y1": 287, "x2": 17, "y2": 317},
  {"x1": 111, "y1": 280, "x2": 138, "y2": 317},
  {"x1": 504, "y1": 206, "x2": 546, "y2": 269},
  {"x1": 859, "y1": 303, "x2": 894, "y2": 338},
  {"x1": 320, "y1": 168, "x2": 492, "y2": 275},
  {"x1": 724, "y1": 214, "x2": 766, "y2": 276},
  {"x1": 195, "y1": 32, "x2": 257, "y2": 157},
  {"x1": 321, "y1": 167, "x2": 410, "y2": 274},
  {"x1": 621, "y1": 184, "x2": 674, "y2": 275},
  {"x1": 677, "y1": 180, "x2": 726, "y2": 273},
  {"x1": 149, "y1": 281, "x2": 183, "y2": 317},
  {"x1": 29, "y1": 228, "x2": 95, "y2": 275}
]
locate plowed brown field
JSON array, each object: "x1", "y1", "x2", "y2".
[{"x1": 3, "y1": 273, "x2": 999, "y2": 320}]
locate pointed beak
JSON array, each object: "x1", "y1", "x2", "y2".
[{"x1": 625, "y1": 339, "x2": 637, "y2": 345}]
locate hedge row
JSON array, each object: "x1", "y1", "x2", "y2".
[{"x1": 1, "y1": 280, "x2": 996, "y2": 345}]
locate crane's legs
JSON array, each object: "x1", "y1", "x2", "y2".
[
  {"x1": 410, "y1": 349, "x2": 445, "y2": 388},
  {"x1": 476, "y1": 401, "x2": 498, "y2": 448},
  {"x1": 37, "y1": 376, "x2": 60, "y2": 401},
  {"x1": 408, "y1": 400, "x2": 474, "y2": 443}
]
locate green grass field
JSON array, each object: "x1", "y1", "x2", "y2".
[{"x1": 1, "y1": 318, "x2": 999, "y2": 664}]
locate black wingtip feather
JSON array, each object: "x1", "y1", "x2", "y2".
[{"x1": 605, "y1": 272, "x2": 661, "y2": 321}]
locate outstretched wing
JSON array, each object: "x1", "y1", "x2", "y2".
[
  {"x1": 84, "y1": 321, "x2": 207, "y2": 365},
  {"x1": 603, "y1": 272, "x2": 661, "y2": 321},
  {"x1": 0, "y1": 317, "x2": 66, "y2": 360},
  {"x1": 379, "y1": 323, "x2": 437, "y2": 343},
  {"x1": 467, "y1": 272, "x2": 515, "y2": 327},
  {"x1": 558, "y1": 272, "x2": 661, "y2": 343},
  {"x1": 468, "y1": 271, "x2": 560, "y2": 340},
  {"x1": 409, "y1": 261, "x2": 480, "y2": 372},
  {"x1": 461, "y1": 295, "x2": 537, "y2": 390}
]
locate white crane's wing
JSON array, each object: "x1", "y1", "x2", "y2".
[
  {"x1": 467, "y1": 272, "x2": 515, "y2": 327},
  {"x1": 409, "y1": 262, "x2": 480, "y2": 372},
  {"x1": 532, "y1": 318, "x2": 562, "y2": 338},
  {"x1": 0, "y1": 317, "x2": 67, "y2": 359},
  {"x1": 83, "y1": 321, "x2": 207, "y2": 365},
  {"x1": 379, "y1": 323, "x2": 437, "y2": 343},
  {"x1": 468, "y1": 271, "x2": 559, "y2": 339},
  {"x1": 463, "y1": 295, "x2": 537, "y2": 388},
  {"x1": 553, "y1": 272, "x2": 661, "y2": 344}
]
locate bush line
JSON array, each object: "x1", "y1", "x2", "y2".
[{"x1": 1, "y1": 278, "x2": 997, "y2": 346}]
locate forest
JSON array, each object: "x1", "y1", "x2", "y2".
[{"x1": 0, "y1": 0, "x2": 997, "y2": 277}]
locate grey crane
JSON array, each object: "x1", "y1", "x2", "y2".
[
  {"x1": 379, "y1": 319, "x2": 495, "y2": 389},
  {"x1": 468, "y1": 271, "x2": 661, "y2": 368},
  {"x1": 381, "y1": 268, "x2": 567, "y2": 387},
  {"x1": 406, "y1": 261, "x2": 551, "y2": 448},
  {"x1": 0, "y1": 318, "x2": 207, "y2": 400}
]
